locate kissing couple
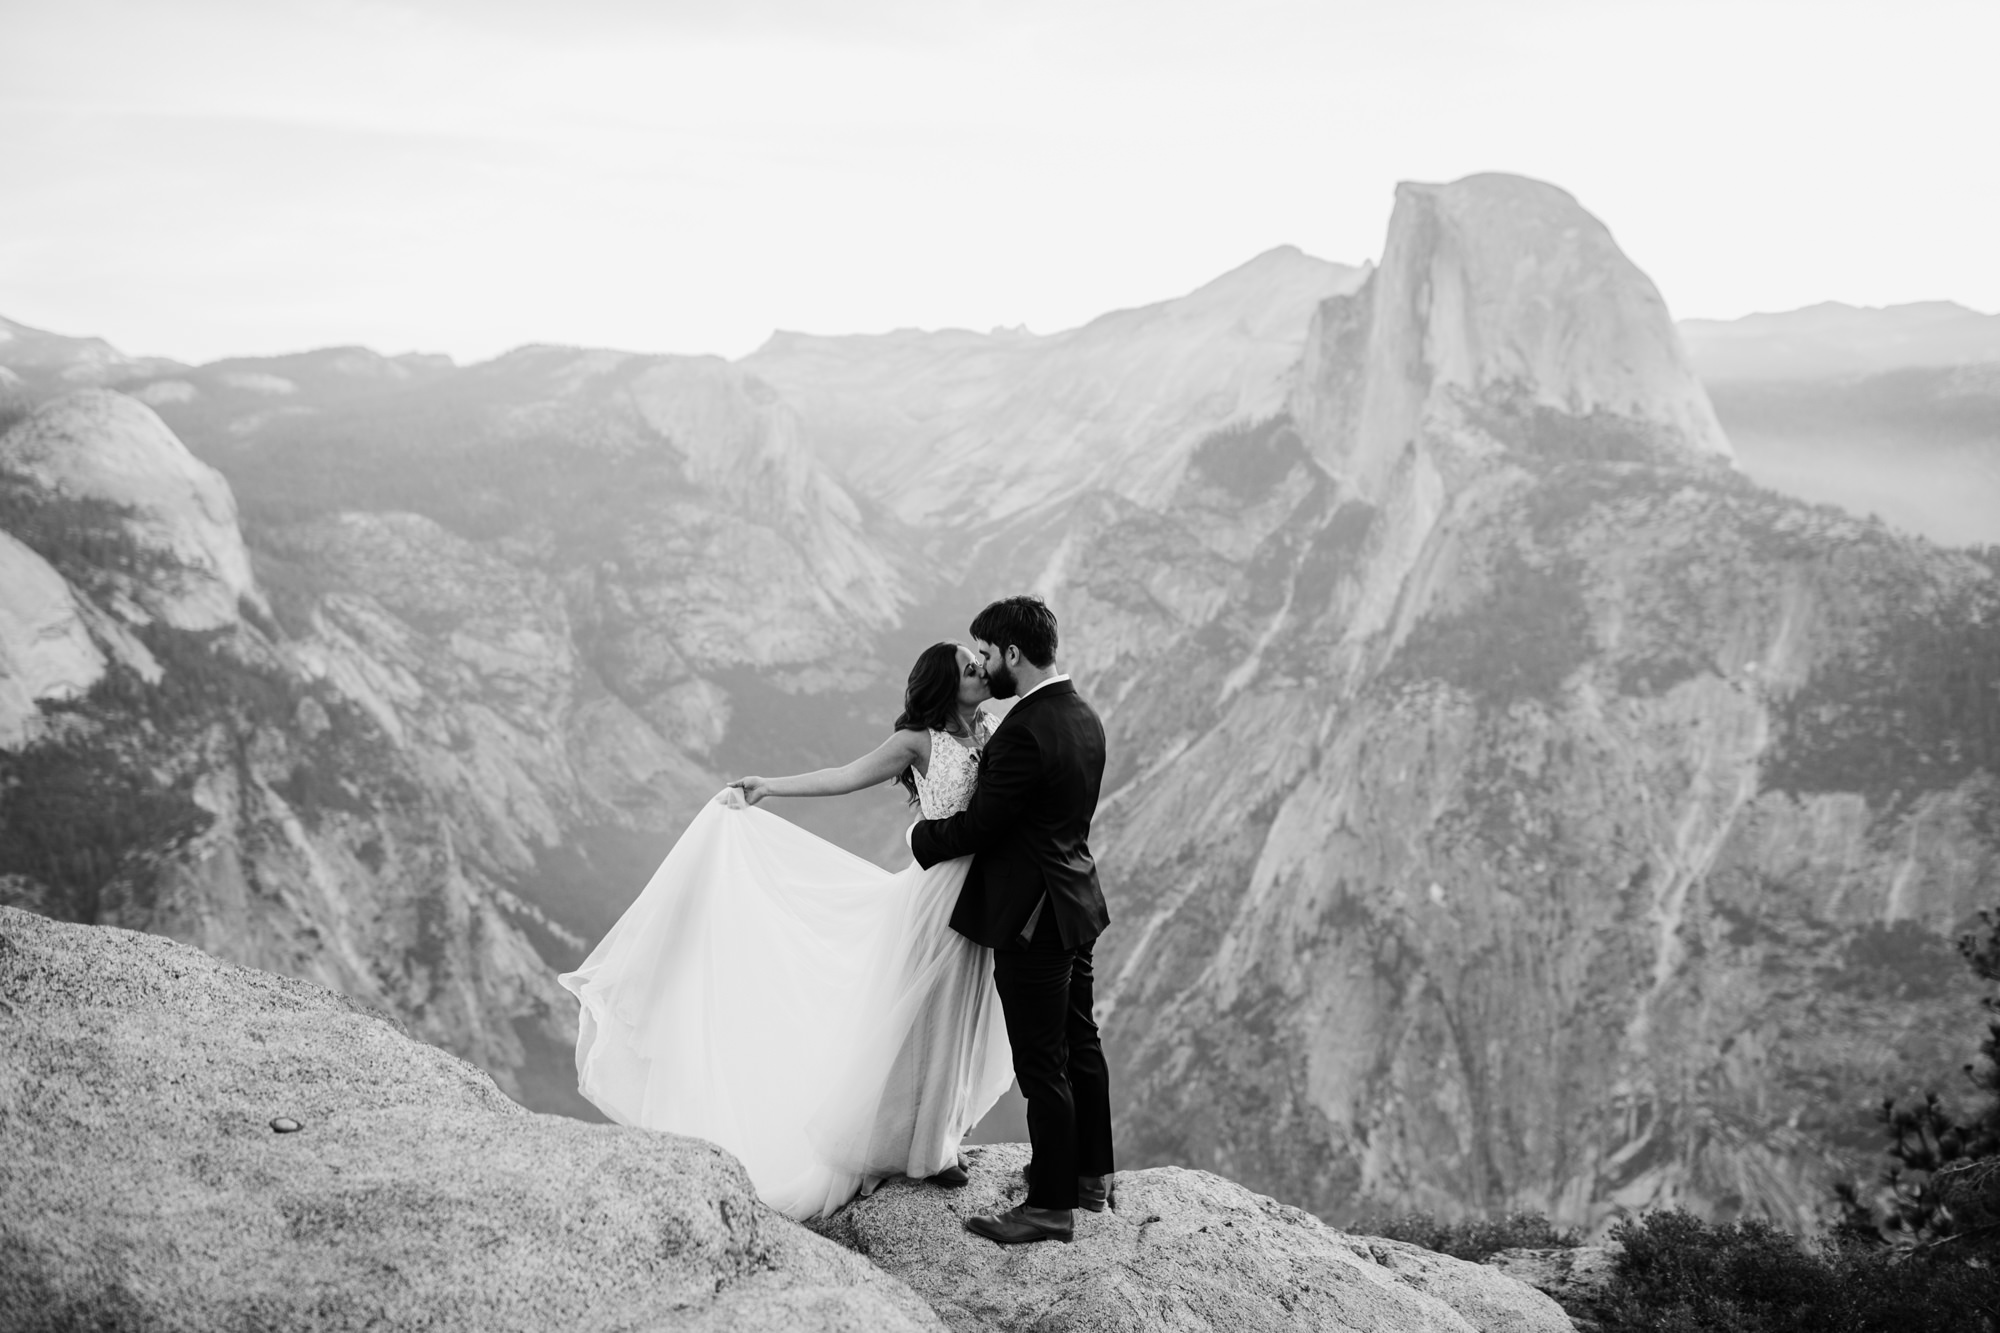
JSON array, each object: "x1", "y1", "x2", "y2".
[{"x1": 559, "y1": 595, "x2": 1115, "y2": 1244}]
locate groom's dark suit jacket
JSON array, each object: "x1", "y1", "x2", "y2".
[{"x1": 911, "y1": 678, "x2": 1109, "y2": 951}]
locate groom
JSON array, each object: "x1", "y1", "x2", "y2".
[{"x1": 910, "y1": 595, "x2": 1114, "y2": 1245}]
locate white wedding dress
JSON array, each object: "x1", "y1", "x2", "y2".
[{"x1": 557, "y1": 728, "x2": 1014, "y2": 1219}]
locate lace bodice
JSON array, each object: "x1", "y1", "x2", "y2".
[{"x1": 912, "y1": 719, "x2": 987, "y2": 819}]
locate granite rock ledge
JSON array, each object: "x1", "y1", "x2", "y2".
[
  {"x1": 0, "y1": 906, "x2": 941, "y2": 1332},
  {"x1": 0, "y1": 901, "x2": 1575, "y2": 1332},
  {"x1": 809, "y1": 1142, "x2": 1575, "y2": 1332}
]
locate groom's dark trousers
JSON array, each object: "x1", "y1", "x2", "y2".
[
  {"x1": 910, "y1": 677, "x2": 1114, "y2": 1211},
  {"x1": 993, "y1": 904, "x2": 1114, "y2": 1209}
]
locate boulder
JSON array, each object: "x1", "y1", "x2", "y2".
[
  {"x1": 0, "y1": 906, "x2": 942, "y2": 1332},
  {"x1": 1483, "y1": 1247, "x2": 1620, "y2": 1332},
  {"x1": 808, "y1": 1143, "x2": 1574, "y2": 1332},
  {"x1": 0, "y1": 389, "x2": 255, "y2": 630}
]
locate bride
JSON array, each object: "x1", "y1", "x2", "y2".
[{"x1": 557, "y1": 642, "x2": 1015, "y2": 1219}]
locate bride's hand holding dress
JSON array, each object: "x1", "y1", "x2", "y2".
[{"x1": 727, "y1": 724, "x2": 927, "y2": 809}]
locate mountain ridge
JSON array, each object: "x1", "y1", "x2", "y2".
[
  {"x1": 1680, "y1": 299, "x2": 2000, "y2": 382},
  {"x1": 2, "y1": 172, "x2": 1996, "y2": 1235},
  {"x1": 741, "y1": 245, "x2": 1368, "y2": 530},
  {"x1": 851, "y1": 173, "x2": 2000, "y2": 1230}
]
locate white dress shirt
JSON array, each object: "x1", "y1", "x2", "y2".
[{"x1": 1014, "y1": 671, "x2": 1070, "y2": 701}]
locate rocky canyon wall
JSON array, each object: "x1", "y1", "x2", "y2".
[
  {"x1": 3, "y1": 173, "x2": 1995, "y2": 1234},
  {"x1": 1045, "y1": 177, "x2": 1998, "y2": 1230},
  {"x1": 0, "y1": 361, "x2": 898, "y2": 1113}
]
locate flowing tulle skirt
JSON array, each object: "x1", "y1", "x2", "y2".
[{"x1": 557, "y1": 796, "x2": 1014, "y2": 1219}]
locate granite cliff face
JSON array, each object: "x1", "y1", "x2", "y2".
[
  {"x1": 0, "y1": 340, "x2": 940, "y2": 1111},
  {"x1": 0, "y1": 390, "x2": 718, "y2": 1113},
  {"x1": 1293, "y1": 174, "x2": 1730, "y2": 510},
  {"x1": 750, "y1": 174, "x2": 1997, "y2": 1229},
  {"x1": 0, "y1": 531, "x2": 105, "y2": 748},
  {"x1": 149, "y1": 342, "x2": 927, "y2": 878},
  {"x1": 0, "y1": 391, "x2": 258, "y2": 630},
  {"x1": 1051, "y1": 179, "x2": 1998, "y2": 1230},
  {"x1": 1090, "y1": 465, "x2": 1998, "y2": 1228}
]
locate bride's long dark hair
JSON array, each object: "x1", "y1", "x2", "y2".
[{"x1": 894, "y1": 641, "x2": 968, "y2": 805}]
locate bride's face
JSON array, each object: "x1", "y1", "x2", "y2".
[{"x1": 954, "y1": 645, "x2": 992, "y2": 708}]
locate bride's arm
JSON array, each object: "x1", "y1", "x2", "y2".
[{"x1": 731, "y1": 729, "x2": 928, "y2": 805}]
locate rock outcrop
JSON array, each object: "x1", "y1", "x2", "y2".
[
  {"x1": 1054, "y1": 177, "x2": 2000, "y2": 1231},
  {"x1": 156, "y1": 342, "x2": 915, "y2": 686},
  {"x1": 1294, "y1": 174, "x2": 1731, "y2": 505},
  {"x1": 750, "y1": 174, "x2": 1992, "y2": 1232},
  {"x1": 0, "y1": 392, "x2": 697, "y2": 1115},
  {"x1": 0, "y1": 906, "x2": 943, "y2": 1331},
  {"x1": 1483, "y1": 1247, "x2": 1619, "y2": 1333},
  {"x1": 0, "y1": 356, "x2": 918, "y2": 1111},
  {"x1": 809, "y1": 1143, "x2": 1572, "y2": 1332},
  {"x1": 0, "y1": 531, "x2": 103, "y2": 746},
  {"x1": 0, "y1": 390, "x2": 256, "y2": 629}
]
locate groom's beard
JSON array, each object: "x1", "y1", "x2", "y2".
[{"x1": 984, "y1": 660, "x2": 1019, "y2": 699}]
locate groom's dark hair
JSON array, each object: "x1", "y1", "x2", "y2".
[{"x1": 970, "y1": 595, "x2": 1058, "y2": 668}]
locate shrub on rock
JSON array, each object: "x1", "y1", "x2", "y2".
[{"x1": 1593, "y1": 1209, "x2": 1998, "y2": 1333}]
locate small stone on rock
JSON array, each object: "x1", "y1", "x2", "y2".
[{"x1": 270, "y1": 1117, "x2": 302, "y2": 1133}]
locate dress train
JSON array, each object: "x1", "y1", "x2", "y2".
[{"x1": 557, "y1": 794, "x2": 1013, "y2": 1219}]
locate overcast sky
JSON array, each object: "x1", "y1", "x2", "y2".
[{"x1": 3, "y1": 0, "x2": 1994, "y2": 365}]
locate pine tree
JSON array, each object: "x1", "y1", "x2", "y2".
[{"x1": 1838, "y1": 905, "x2": 2000, "y2": 1255}]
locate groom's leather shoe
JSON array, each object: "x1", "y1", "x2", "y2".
[
  {"x1": 927, "y1": 1159, "x2": 970, "y2": 1188},
  {"x1": 964, "y1": 1204, "x2": 1074, "y2": 1245}
]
